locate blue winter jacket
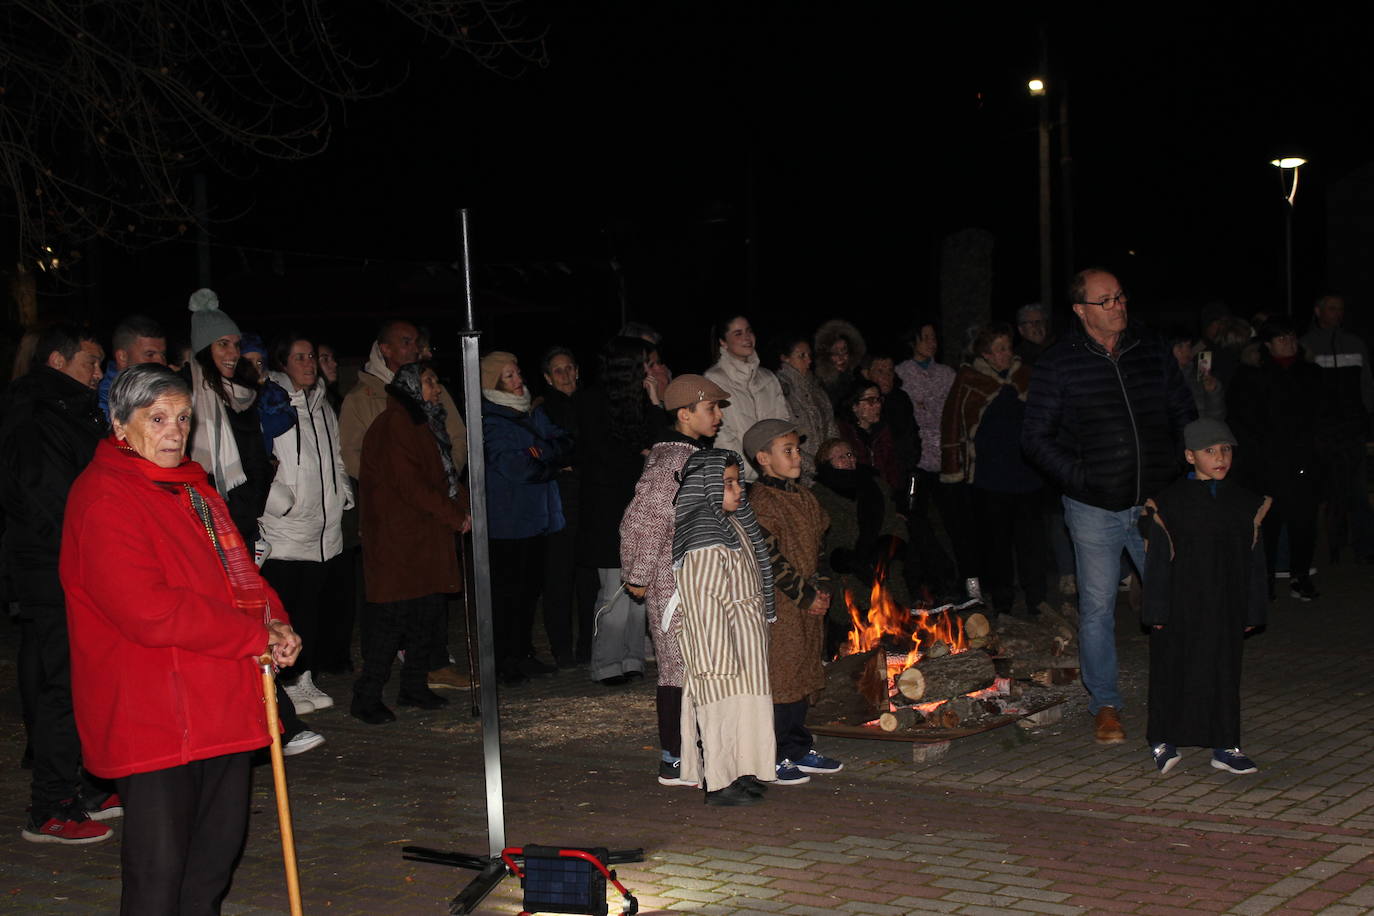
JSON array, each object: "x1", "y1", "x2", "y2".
[
  {"x1": 1021, "y1": 321, "x2": 1196, "y2": 512},
  {"x1": 482, "y1": 399, "x2": 569, "y2": 540}
]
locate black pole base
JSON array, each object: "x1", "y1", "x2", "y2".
[{"x1": 402, "y1": 848, "x2": 506, "y2": 915}]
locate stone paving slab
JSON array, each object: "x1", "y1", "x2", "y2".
[{"x1": 0, "y1": 561, "x2": 1370, "y2": 914}]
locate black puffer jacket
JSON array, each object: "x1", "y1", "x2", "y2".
[
  {"x1": 0, "y1": 368, "x2": 108, "y2": 610},
  {"x1": 1021, "y1": 322, "x2": 1195, "y2": 512}
]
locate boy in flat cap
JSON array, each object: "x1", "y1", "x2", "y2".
[
  {"x1": 744, "y1": 419, "x2": 843, "y2": 785},
  {"x1": 1141, "y1": 418, "x2": 1270, "y2": 777},
  {"x1": 620, "y1": 374, "x2": 729, "y2": 788}
]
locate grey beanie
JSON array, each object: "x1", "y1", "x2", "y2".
[
  {"x1": 188, "y1": 288, "x2": 241, "y2": 354},
  {"x1": 1183, "y1": 418, "x2": 1237, "y2": 451}
]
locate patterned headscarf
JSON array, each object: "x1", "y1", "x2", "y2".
[
  {"x1": 392, "y1": 363, "x2": 459, "y2": 499},
  {"x1": 671, "y1": 448, "x2": 776, "y2": 622}
]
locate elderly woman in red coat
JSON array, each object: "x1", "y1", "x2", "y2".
[{"x1": 60, "y1": 364, "x2": 300, "y2": 915}]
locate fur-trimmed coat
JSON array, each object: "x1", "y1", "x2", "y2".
[{"x1": 940, "y1": 356, "x2": 1032, "y2": 486}]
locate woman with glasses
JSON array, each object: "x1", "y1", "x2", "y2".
[{"x1": 836, "y1": 381, "x2": 903, "y2": 493}]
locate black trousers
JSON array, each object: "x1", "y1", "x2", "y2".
[
  {"x1": 115, "y1": 752, "x2": 252, "y2": 916},
  {"x1": 315, "y1": 548, "x2": 358, "y2": 674},
  {"x1": 1264, "y1": 485, "x2": 1318, "y2": 586},
  {"x1": 20, "y1": 606, "x2": 95, "y2": 815},
  {"x1": 353, "y1": 593, "x2": 444, "y2": 704},
  {"x1": 971, "y1": 487, "x2": 1047, "y2": 615},
  {"x1": 260, "y1": 558, "x2": 327, "y2": 679},
  {"x1": 773, "y1": 699, "x2": 813, "y2": 763},
  {"x1": 491, "y1": 536, "x2": 546, "y2": 666},
  {"x1": 938, "y1": 479, "x2": 981, "y2": 584},
  {"x1": 656, "y1": 686, "x2": 683, "y2": 757},
  {"x1": 911, "y1": 470, "x2": 960, "y2": 594},
  {"x1": 542, "y1": 524, "x2": 598, "y2": 661}
]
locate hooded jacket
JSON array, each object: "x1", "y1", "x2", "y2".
[
  {"x1": 259, "y1": 372, "x2": 353, "y2": 563},
  {"x1": 1021, "y1": 321, "x2": 1196, "y2": 512},
  {"x1": 704, "y1": 348, "x2": 791, "y2": 482},
  {"x1": 0, "y1": 367, "x2": 108, "y2": 610},
  {"x1": 814, "y1": 319, "x2": 867, "y2": 404}
]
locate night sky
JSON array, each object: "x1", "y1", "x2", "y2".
[{"x1": 75, "y1": 3, "x2": 1374, "y2": 373}]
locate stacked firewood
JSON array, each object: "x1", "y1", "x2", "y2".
[{"x1": 811, "y1": 605, "x2": 1080, "y2": 731}]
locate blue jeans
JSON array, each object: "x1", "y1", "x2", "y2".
[{"x1": 1062, "y1": 497, "x2": 1146, "y2": 714}]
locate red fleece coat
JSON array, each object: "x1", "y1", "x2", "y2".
[{"x1": 59, "y1": 439, "x2": 287, "y2": 779}]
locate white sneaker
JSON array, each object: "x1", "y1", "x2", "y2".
[
  {"x1": 282, "y1": 681, "x2": 316, "y2": 714},
  {"x1": 297, "y1": 671, "x2": 334, "y2": 710},
  {"x1": 282, "y1": 730, "x2": 325, "y2": 757}
]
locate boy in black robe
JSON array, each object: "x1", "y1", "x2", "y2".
[{"x1": 1141, "y1": 418, "x2": 1270, "y2": 776}]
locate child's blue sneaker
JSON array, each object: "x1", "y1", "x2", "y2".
[
  {"x1": 794, "y1": 749, "x2": 843, "y2": 774},
  {"x1": 1211, "y1": 747, "x2": 1258, "y2": 774},
  {"x1": 1151, "y1": 743, "x2": 1181, "y2": 775},
  {"x1": 774, "y1": 759, "x2": 811, "y2": 785}
]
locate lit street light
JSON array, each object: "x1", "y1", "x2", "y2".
[{"x1": 1270, "y1": 156, "x2": 1307, "y2": 315}]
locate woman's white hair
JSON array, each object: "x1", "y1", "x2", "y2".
[{"x1": 109, "y1": 364, "x2": 191, "y2": 424}]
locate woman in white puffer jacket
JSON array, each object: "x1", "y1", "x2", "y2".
[
  {"x1": 704, "y1": 313, "x2": 792, "y2": 482},
  {"x1": 258, "y1": 334, "x2": 353, "y2": 714}
]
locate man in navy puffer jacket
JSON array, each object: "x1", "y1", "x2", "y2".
[{"x1": 1022, "y1": 269, "x2": 1196, "y2": 745}]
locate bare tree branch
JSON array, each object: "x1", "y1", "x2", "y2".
[{"x1": 0, "y1": 0, "x2": 547, "y2": 271}]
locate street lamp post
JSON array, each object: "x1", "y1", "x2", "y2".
[
  {"x1": 1270, "y1": 156, "x2": 1306, "y2": 316},
  {"x1": 1030, "y1": 78, "x2": 1051, "y2": 314}
]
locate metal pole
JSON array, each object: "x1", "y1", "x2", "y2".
[
  {"x1": 1284, "y1": 201, "x2": 1294, "y2": 317},
  {"x1": 1038, "y1": 96, "x2": 1053, "y2": 315},
  {"x1": 456, "y1": 208, "x2": 505, "y2": 857},
  {"x1": 1058, "y1": 85, "x2": 1076, "y2": 294},
  {"x1": 1036, "y1": 28, "x2": 1053, "y2": 313}
]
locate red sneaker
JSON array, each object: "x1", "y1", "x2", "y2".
[
  {"x1": 21, "y1": 810, "x2": 113, "y2": 845},
  {"x1": 83, "y1": 792, "x2": 124, "y2": 822}
]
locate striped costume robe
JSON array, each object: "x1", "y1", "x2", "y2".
[{"x1": 675, "y1": 515, "x2": 777, "y2": 791}]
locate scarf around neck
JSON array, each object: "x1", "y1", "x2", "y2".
[
  {"x1": 188, "y1": 359, "x2": 256, "y2": 496},
  {"x1": 112, "y1": 438, "x2": 270, "y2": 624},
  {"x1": 391, "y1": 365, "x2": 459, "y2": 499},
  {"x1": 363, "y1": 341, "x2": 395, "y2": 385},
  {"x1": 671, "y1": 448, "x2": 775, "y2": 622},
  {"x1": 483, "y1": 386, "x2": 533, "y2": 414}
]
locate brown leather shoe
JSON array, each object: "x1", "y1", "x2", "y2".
[
  {"x1": 1094, "y1": 706, "x2": 1126, "y2": 745},
  {"x1": 426, "y1": 666, "x2": 471, "y2": 690}
]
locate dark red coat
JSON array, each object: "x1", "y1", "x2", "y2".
[
  {"x1": 59, "y1": 439, "x2": 288, "y2": 779},
  {"x1": 360, "y1": 395, "x2": 469, "y2": 603}
]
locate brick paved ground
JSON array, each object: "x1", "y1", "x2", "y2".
[{"x1": 1, "y1": 561, "x2": 1370, "y2": 915}]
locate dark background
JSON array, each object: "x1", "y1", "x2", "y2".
[{"x1": 29, "y1": 3, "x2": 1374, "y2": 379}]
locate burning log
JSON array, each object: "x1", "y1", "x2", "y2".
[
  {"x1": 812, "y1": 648, "x2": 888, "y2": 726},
  {"x1": 894, "y1": 650, "x2": 996, "y2": 703},
  {"x1": 990, "y1": 616, "x2": 1071, "y2": 659}
]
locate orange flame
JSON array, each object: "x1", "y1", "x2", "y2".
[{"x1": 840, "y1": 559, "x2": 967, "y2": 672}]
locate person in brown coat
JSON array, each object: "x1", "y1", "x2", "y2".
[
  {"x1": 743, "y1": 419, "x2": 844, "y2": 785},
  {"x1": 351, "y1": 362, "x2": 470, "y2": 724}
]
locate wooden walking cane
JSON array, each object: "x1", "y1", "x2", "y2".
[{"x1": 259, "y1": 657, "x2": 305, "y2": 916}]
